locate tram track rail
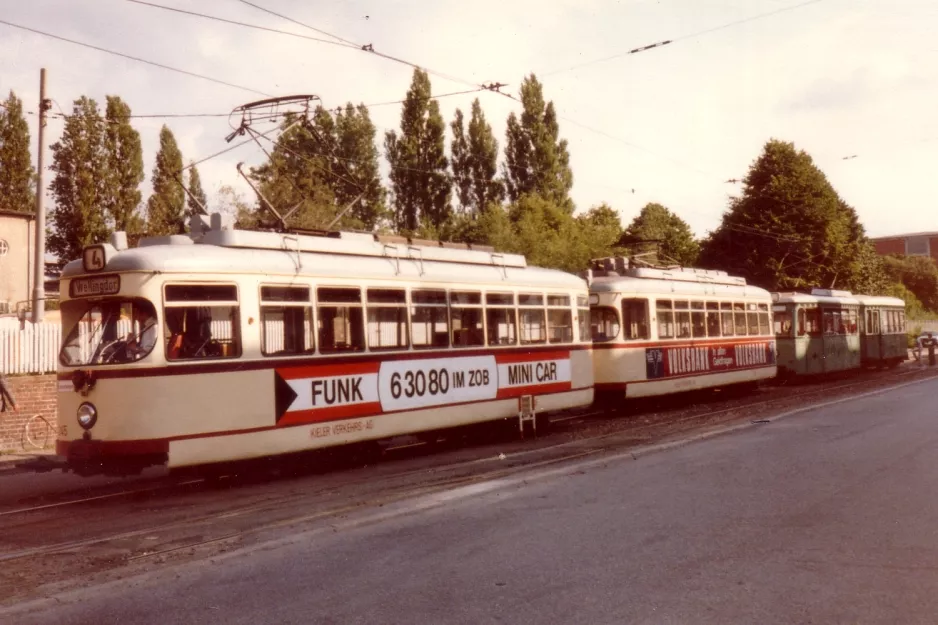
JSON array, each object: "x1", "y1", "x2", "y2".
[
  {"x1": 3, "y1": 366, "x2": 934, "y2": 560},
  {"x1": 0, "y1": 365, "x2": 932, "y2": 520}
]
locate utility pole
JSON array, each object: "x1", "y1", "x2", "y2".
[{"x1": 31, "y1": 68, "x2": 50, "y2": 323}]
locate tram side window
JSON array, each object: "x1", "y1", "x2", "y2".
[
  {"x1": 674, "y1": 300, "x2": 691, "y2": 338},
  {"x1": 690, "y1": 301, "x2": 706, "y2": 338},
  {"x1": 547, "y1": 294, "x2": 573, "y2": 344},
  {"x1": 318, "y1": 287, "x2": 365, "y2": 353},
  {"x1": 622, "y1": 298, "x2": 650, "y2": 340},
  {"x1": 801, "y1": 308, "x2": 821, "y2": 336},
  {"x1": 706, "y1": 302, "x2": 721, "y2": 337},
  {"x1": 746, "y1": 303, "x2": 759, "y2": 336},
  {"x1": 451, "y1": 291, "x2": 485, "y2": 347},
  {"x1": 899, "y1": 310, "x2": 906, "y2": 333},
  {"x1": 886, "y1": 310, "x2": 895, "y2": 333},
  {"x1": 846, "y1": 309, "x2": 858, "y2": 334},
  {"x1": 486, "y1": 292, "x2": 517, "y2": 346},
  {"x1": 164, "y1": 284, "x2": 241, "y2": 360},
  {"x1": 720, "y1": 302, "x2": 734, "y2": 337},
  {"x1": 734, "y1": 303, "x2": 748, "y2": 336},
  {"x1": 411, "y1": 289, "x2": 449, "y2": 349},
  {"x1": 260, "y1": 285, "x2": 314, "y2": 357},
  {"x1": 519, "y1": 293, "x2": 546, "y2": 345},
  {"x1": 367, "y1": 289, "x2": 408, "y2": 351},
  {"x1": 657, "y1": 299, "x2": 675, "y2": 339},
  {"x1": 577, "y1": 296, "x2": 590, "y2": 343},
  {"x1": 590, "y1": 307, "x2": 620, "y2": 342},
  {"x1": 774, "y1": 308, "x2": 793, "y2": 337},
  {"x1": 758, "y1": 304, "x2": 770, "y2": 336}
]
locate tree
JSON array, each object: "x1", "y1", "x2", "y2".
[
  {"x1": 620, "y1": 203, "x2": 699, "y2": 266},
  {"x1": 102, "y1": 95, "x2": 144, "y2": 233},
  {"x1": 146, "y1": 125, "x2": 186, "y2": 235},
  {"x1": 249, "y1": 109, "x2": 338, "y2": 230},
  {"x1": 0, "y1": 91, "x2": 35, "y2": 214},
  {"x1": 334, "y1": 103, "x2": 387, "y2": 229},
  {"x1": 385, "y1": 69, "x2": 451, "y2": 232},
  {"x1": 503, "y1": 74, "x2": 573, "y2": 211},
  {"x1": 699, "y1": 139, "x2": 879, "y2": 292},
  {"x1": 882, "y1": 255, "x2": 938, "y2": 312},
  {"x1": 451, "y1": 99, "x2": 502, "y2": 217},
  {"x1": 48, "y1": 97, "x2": 110, "y2": 262},
  {"x1": 186, "y1": 162, "x2": 208, "y2": 216}
]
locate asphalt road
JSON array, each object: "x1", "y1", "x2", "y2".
[{"x1": 7, "y1": 376, "x2": 938, "y2": 625}]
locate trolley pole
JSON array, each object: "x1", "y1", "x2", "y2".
[{"x1": 31, "y1": 68, "x2": 50, "y2": 324}]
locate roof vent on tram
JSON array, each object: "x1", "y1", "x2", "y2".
[{"x1": 810, "y1": 288, "x2": 853, "y2": 298}]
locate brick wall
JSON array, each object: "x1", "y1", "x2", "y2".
[
  {"x1": 873, "y1": 238, "x2": 905, "y2": 256},
  {"x1": 1, "y1": 374, "x2": 57, "y2": 451}
]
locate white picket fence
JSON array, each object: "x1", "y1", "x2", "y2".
[{"x1": 0, "y1": 321, "x2": 61, "y2": 374}]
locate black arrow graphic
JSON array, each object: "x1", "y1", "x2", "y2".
[{"x1": 274, "y1": 371, "x2": 298, "y2": 423}]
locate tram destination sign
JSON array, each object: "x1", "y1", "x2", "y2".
[
  {"x1": 273, "y1": 351, "x2": 573, "y2": 426},
  {"x1": 645, "y1": 341, "x2": 776, "y2": 379},
  {"x1": 69, "y1": 275, "x2": 121, "y2": 298}
]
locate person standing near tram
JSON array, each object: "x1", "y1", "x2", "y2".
[{"x1": 0, "y1": 371, "x2": 17, "y2": 413}]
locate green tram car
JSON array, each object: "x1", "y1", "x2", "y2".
[{"x1": 772, "y1": 289, "x2": 907, "y2": 376}]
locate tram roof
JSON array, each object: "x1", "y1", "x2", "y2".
[
  {"x1": 61, "y1": 231, "x2": 585, "y2": 289},
  {"x1": 589, "y1": 276, "x2": 771, "y2": 299},
  {"x1": 851, "y1": 295, "x2": 906, "y2": 307},
  {"x1": 772, "y1": 292, "x2": 862, "y2": 305}
]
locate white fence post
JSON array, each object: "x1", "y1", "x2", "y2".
[{"x1": 0, "y1": 321, "x2": 61, "y2": 375}]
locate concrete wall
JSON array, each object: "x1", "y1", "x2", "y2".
[
  {"x1": 0, "y1": 374, "x2": 56, "y2": 451},
  {"x1": 0, "y1": 212, "x2": 36, "y2": 314}
]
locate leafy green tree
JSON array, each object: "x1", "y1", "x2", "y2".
[
  {"x1": 146, "y1": 125, "x2": 186, "y2": 235},
  {"x1": 885, "y1": 281, "x2": 927, "y2": 318},
  {"x1": 503, "y1": 74, "x2": 573, "y2": 211},
  {"x1": 882, "y1": 255, "x2": 938, "y2": 311},
  {"x1": 249, "y1": 109, "x2": 338, "y2": 230},
  {"x1": 385, "y1": 69, "x2": 451, "y2": 232},
  {"x1": 620, "y1": 203, "x2": 699, "y2": 266},
  {"x1": 186, "y1": 162, "x2": 208, "y2": 216},
  {"x1": 334, "y1": 103, "x2": 387, "y2": 229},
  {"x1": 699, "y1": 139, "x2": 878, "y2": 291},
  {"x1": 103, "y1": 96, "x2": 144, "y2": 234},
  {"x1": 0, "y1": 91, "x2": 34, "y2": 214},
  {"x1": 48, "y1": 96, "x2": 110, "y2": 262},
  {"x1": 451, "y1": 99, "x2": 502, "y2": 217}
]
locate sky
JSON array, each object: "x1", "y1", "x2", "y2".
[{"x1": 0, "y1": 0, "x2": 936, "y2": 240}]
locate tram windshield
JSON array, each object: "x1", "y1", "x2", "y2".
[{"x1": 60, "y1": 299, "x2": 159, "y2": 366}]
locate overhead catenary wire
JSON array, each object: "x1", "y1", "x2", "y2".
[
  {"x1": 542, "y1": 0, "x2": 827, "y2": 77},
  {"x1": 0, "y1": 18, "x2": 270, "y2": 97},
  {"x1": 124, "y1": 0, "x2": 361, "y2": 50}
]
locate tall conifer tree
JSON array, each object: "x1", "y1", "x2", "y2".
[
  {"x1": 0, "y1": 91, "x2": 35, "y2": 214},
  {"x1": 451, "y1": 99, "x2": 502, "y2": 217},
  {"x1": 186, "y1": 162, "x2": 208, "y2": 215},
  {"x1": 385, "y1": 69, "x2": 451, "y2": 232},
  {"x1": 103, "y1": 95, "x2": 144, "y2": 233},
  {"x1": 503, "y1": 74, "x2": 573, "y2": 211},
  {"x1": 146, "y1": 125, "x2": 185, "y2": 235},
  {"x1": 48, "y1": 97, "x2": 110, "y2": 261}
]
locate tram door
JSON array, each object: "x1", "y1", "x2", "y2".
[
  {"x1": 863, "y1": 308, "x2": 882, "y2": 362},
  {"x1": 801, "y1": 306, "x2": 824, "y2": 375}
]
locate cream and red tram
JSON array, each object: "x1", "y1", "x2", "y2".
[
  {"x1": 55, "y1": 215, "x2": 594, "y2": 475},
  {"x1": 587, "y1": 258, "x2": 777, "y2": 401}
]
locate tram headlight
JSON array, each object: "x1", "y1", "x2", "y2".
[{"x1": 77, "y1": 402, "x2": 97, "y2": 430}]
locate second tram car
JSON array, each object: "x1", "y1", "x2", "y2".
[
  {"x1": 587, "y1": 258, "x2": 777, "y2": 401},
  {"x1": 55, "y1": 214, "x2": 594, "y2": 475},
  {"x1": 772, "y1": 289, "x2": 906, "y2": 376}
]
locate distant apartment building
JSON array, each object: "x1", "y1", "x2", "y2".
[
  {"x1": 871, "y1": 232, "x2": 938, "y2": 263},
  {"x1": 0, "y1": 209, "x2": 37, "y2": 314}
]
